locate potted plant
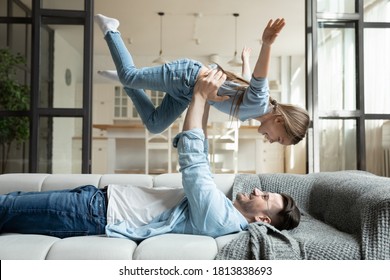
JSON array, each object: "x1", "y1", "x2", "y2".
[{"x1": 0, "y1": 48, "x2": 30, "y2": 173}]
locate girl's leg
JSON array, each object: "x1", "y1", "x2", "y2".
[
  {"x1": 124, "y1": 87, "x2": 188, "y2": 134},
  {"x1": 104, "y1": 32, "x2": 200, "y2": 99},
  {"x1": 95, "y1": 14, "x2": 202, "y2": 105},
  {"x1": 0, "y1": 186, "x2": 106, "y2": 238},
  {"x1": 95, "y1": 14, "x2": 139, "y2": 86}
]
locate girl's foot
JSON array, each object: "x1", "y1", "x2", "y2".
[
  {"x1": 98, "y1": 70, "x2": 119, "y2": 82},
  {"x1": 95, "y1": 14, "x2": 120, "y2": 35}
]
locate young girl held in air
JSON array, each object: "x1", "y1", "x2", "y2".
[{"x1": 95, "y1": 14, "x2": 310, "y2": 145}]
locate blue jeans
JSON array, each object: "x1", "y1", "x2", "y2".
[
  {"x1": 0, "y1": 185, "x2": 106, "y2": 238},
  {"x1": 105, "y1": 31, "x2": 203, "y2": 133}
]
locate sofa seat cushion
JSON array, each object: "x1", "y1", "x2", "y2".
[
  {"x1": 215, "y1": 232, "x2": 245, "y2": 251},
  {"x1": 45, "y1": 235, "x2": 137, "y2": 260},
  {"x1": 291, "y1": 214, "x2": 361, "y2": 260},
  {"x1": 133, "y1": 233, "x2": 218, "y2": 260},
  {"x1": 0, "y1": 233, "x2": 59, "y2": 260}
]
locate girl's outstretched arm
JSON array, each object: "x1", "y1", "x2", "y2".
[{"x1": 253, "y1": 18, "x2": 285, "y2": 79}]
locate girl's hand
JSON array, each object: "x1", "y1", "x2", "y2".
[
  {"x1": 241, "y1": 46, "x2": 252, "y2": 62},
  {"x1": 261, "y1": 18, "x2": 285, "y2": 46}
]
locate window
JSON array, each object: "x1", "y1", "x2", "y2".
[
  {"x1": 307, "y1": 0, "x2": 390, "y2": 176},
  {"x1": 0, "y1": 0, "x2": 94, "y2": 173},
  {"x1": 114, "y1": 86, "x2": 129, "y2": 119}
]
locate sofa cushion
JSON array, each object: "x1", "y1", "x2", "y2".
[
  {"x1": 133, "y1": 233, "x2": 218, "y2": 260},
  {"x1": 153, "y1": 173, "x2": 183, "y2": 189},
  {"x1": 0, "y1": 173, "x2": 49, "y2": 194},
  {"x1": 99, "y1": 174, "x2": 154, "y2": 188},
  {"x1": 41, "y1": 174, "x2": 102, "y2": 191},
  {"x1": 0, "y1": 233, "x2": 59, "y2": 260},
  {"x1": 45, "y1": 235, "x2": 137, "y2": 260}
]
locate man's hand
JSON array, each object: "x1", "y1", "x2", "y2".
[
  {"x1": 194, "y1": 69, "x2": 229, "y2": 102},
  {"x1": 261, "y1": 18, "x2": 285, "y2": 46},
  {"x1": 182, "y1": 70, "x2": 228, "y2": 132}
]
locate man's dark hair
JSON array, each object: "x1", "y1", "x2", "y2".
[{"x1": 275, "y1": 193, "x2": 301, "y2": 230}]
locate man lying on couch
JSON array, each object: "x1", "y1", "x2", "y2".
[{"x1": 0, "y1": 70, "x2": 301, "y2": 241}]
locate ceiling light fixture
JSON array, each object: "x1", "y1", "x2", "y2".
[
  {"x1": 153, "y1": 12, "x2": 167, "y2": 64},
  {"x1": 228, "y1": 13, "x2": 242, "y2": 67}
]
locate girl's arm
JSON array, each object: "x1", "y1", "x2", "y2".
[
  {"x1": 253, "y1": 18, "x2": 285, "y2": 79},
  {"x1": 241, "y1": 46, "x2": 252, "y2": 80}
]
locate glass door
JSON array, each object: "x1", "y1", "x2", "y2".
[
  {"x1": 32, "y1": 0, "x2": 93, "y2": 173},
  {"x1": 307, "y1": 0, "x2": 390, "y2": 176},
  {"x1": 0, "y1": 0, "x2": 94, "y2": 173}
]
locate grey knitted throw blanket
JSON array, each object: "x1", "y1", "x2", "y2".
[
  {"x1": 215, "y1": 222, "x2": 304, "y2": 260},
  {"x1": 215, "y1": 174, "x2": 305, "y2": 260},
  {"x1": 215, "y1": 172, "x2": 390, "y2": 260}
]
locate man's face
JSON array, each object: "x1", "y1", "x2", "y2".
[{"x1": 233, "y1": 188, "x2": 284, "y2": 225}]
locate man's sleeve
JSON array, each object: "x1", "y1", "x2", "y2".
[
  {"x1": 173, "y1": 128, "x2": 208, "y2": 173},
  {"x1": 172, "y1": 128, "x2": 217, "y2": 208},
  {"x1": 172, "y1": 128, "x2": 247, "y2": 236}
]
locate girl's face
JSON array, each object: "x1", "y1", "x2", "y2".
[{"x1": 256, "y1": 116, "x2": 293, "y2": 146}]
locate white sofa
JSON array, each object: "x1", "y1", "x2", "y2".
[
  {"x1": 0, "y1": 172, "x2": 241, "y2": 260},
  {"x1": 2, "y1": 171, "x2": 390, "y2": 260}
]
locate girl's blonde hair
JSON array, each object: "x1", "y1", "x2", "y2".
[{"x1": 218, "y1": 65, "x2": 310, "y2": 145}]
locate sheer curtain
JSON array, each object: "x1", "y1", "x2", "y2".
[
  {"x1": 364, "y1": 0, "x2": 390, "y2": 176},
  {"x1": 317, "y1": 25, "x2": 357, "y2": 171},
  {"x1": 317, "y1": 0, "x2": 390, "y2": 176}
]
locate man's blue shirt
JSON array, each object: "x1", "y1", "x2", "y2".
[{"x1": 105, "y1": 128, "x2": 248, "y2": 241}]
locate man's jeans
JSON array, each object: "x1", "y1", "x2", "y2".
[{"x1": 0, "y1": 185, "x2": 106, "y2": 238}]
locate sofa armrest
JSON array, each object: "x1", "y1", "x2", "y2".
[
  {"x1": 236, "y1": 171, "x2": 390, "y2": 259},
  {"x1": 307, "y1": 171, "x2": 390, "y2": 259},
  {"x1": 361, "y1": 193, "x2": 390, "y2": 259}
]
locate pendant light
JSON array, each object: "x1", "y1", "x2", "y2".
[
  {"x1": 153, "y1": 12, "x2": 167, "y2": 64},
  {"x1": 228, "y1": 13, "x2": 242, "y2": 67}
]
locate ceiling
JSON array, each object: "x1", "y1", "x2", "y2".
[{"x1": 93, "y1": 0, "x2": 305, "y2": 81}]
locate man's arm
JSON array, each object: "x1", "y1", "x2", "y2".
[
  {"x1": 253, "y1": 18, "x2": 285, "y2": 79},
  {"x1": 175, "y1": 70, "x2": 246, "y2": 236},
  {"x1": 202, "y1": 102, "x2": 210, "y2": 138}
]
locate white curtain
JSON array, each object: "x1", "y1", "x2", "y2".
[
  {"x1": 364, "y1": 0, "x2": 390, "y2": 176},
  {"x1": 317, "y1": 0, "x2": 390, "y2": 176},
  {"x1": 318, "y1": 25, "x2": 356, "y2": 171}
]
